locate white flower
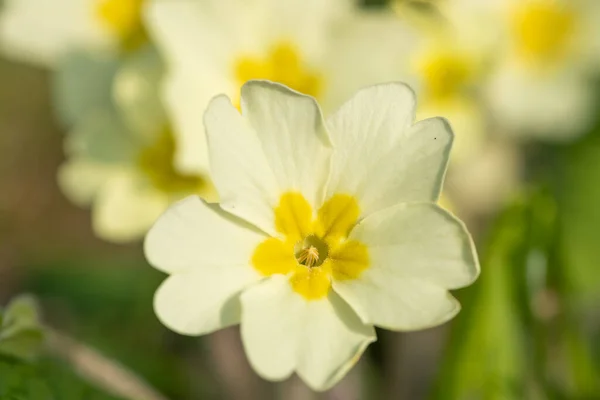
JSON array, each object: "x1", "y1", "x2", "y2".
[
  {"x1": 145, "y1": 81, "x2": 480, "y2": 390},
  {"x1": 0, "y1": 0, "x2": 147, "y2": 66},
  {"x1": 58, "y1": 48, "x2": 215, "y2": 242},
  {"x1": 143, "y1": 0, "x2": 406, "y2": 175},
  {"x1": 452, "y1": 0, "x2": 600, "y2": 139}
]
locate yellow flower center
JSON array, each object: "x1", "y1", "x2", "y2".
[
  {"x1": 137, "y1": 129, "x2": 206, "y2": 195},
  {"x1": 252, "y1": 193, "x2": 369, "y2": 301},
  {"x1": 96, "y1": 0, "x2": 147, "y2": 51},
  {"x1": 416, "y1": 49, "x2": 474, "y2": 103},
  {"x1": 510, "y1": 0, "x2": 575, "y2": 63},
  {"x1": 234, "y1": 42, "x2": 323, "y2": 106}
]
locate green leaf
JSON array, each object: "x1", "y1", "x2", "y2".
[
  {"x1": 558, "y1": 128, "x2": 600, "y2": 305},
  {"x1": 0, "y1": 295, "x2": 45, "y2": 362},
  {"x1": 431, "y1": 200, "x2": 531, "y2": 400}
]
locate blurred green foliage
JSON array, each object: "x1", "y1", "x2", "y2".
[{"x1": 0, "y1": 357, "x2": 122, "y2": 400}]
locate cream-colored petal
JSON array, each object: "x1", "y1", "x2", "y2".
[
  {"x1": 162, "y1": 69, "x2": 233, "y2": 175},
  {"x1": 0, "y1": 0, "x2": 111, "y2": 67},
  {"x1": 417, "y1": 98, "x2": 485, "y2": 166},
  {"x1": 240, "y1": 81, "x2": 331, "y2": 208},
  {"x1": 57, "y1": 159, "x2": 124, "y2": 207},
  {"x1": 203, "y1": 93, "x2": 280, "y2": 235},
  {"x1": 145, "y1": 195, "x2": 266, "y2": 274},
  {"x1": 321, "y1": 11, "x2": 419, "y2": 111},
  {"x1": 154, "y1": 267, "x2": 259, "y2": 336},
  {"x1": 326, "y1": 83, "x2": 452, "y2": 215},
  {"x1": 333, "y1": 275, "x2": 461, "y2": 331},
  {"x1": 240, "y1": 275, "x2": 375, "y2": 391},
  {"x1": 144, "y1": 0, "x2": 258, "y2": 74},
  {"x1": 348, "y1": 202, "x2": 479, "y2": 290},
  {"x1": 92, "y1": 171, "x2": 168, "y2": 243}
]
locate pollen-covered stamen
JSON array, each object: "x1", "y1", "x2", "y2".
[
  {"x1": 294, "y1": 235, "x2": 329, "y2": 268},
  {"x1": 297, "y1": 246, "x2": 320, "y2": 268}
]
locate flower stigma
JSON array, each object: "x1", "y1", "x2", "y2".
[{"x1": 295, "y1": 235, "x2": 329, "y2": 268}]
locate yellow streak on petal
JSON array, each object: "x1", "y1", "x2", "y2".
[
  {"x1": 330, "y1": 240, "x2": 370, "y2": 281},
  {"x1": 274, "y1": 192, "x2": 314, "y2": 242},
  {"x1": 315, "y1": 194, "x2": 360, "y2": 243},
  {"x1": 252, "y1": 238, "x2": 296, "y2": 276},
  {"x1": 289, "y1": 264, "x2": 331, "y2": 301}
]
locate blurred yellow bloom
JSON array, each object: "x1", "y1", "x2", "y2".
[
  {"x1": 442, "y1": 0, "x2": 600, "y2": 139},
  {"x1": 510, "y1": 0, "x2": 575, "y2": 64},
  {"x1": 0, "y1": 0, "x2": 147, "y2": 66},
  {"x1": 144, "y1": 0, "x2": 413, "y2": 174},
  {"x1": 57, "y1": 49, "x2": 214, "y2": 243},
  {"x1": 96, "y1": 0, "x2": 147, "y2": 50},
  {"x1": 145, "y1": 81, "x2": 479, "y2": 390}
]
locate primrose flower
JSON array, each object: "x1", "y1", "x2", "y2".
[
  {"x1": 0, "y1": 0, "x2": 147, "y2": 66},
  {"x1": 145, "y1": 81, "x2": 480, "y2": 390},
  {"x1": 464, "y1": 0, "x2": 600, "y2": 139},
  {"x1": 58, "y1": 49, "x2": 214, "y2": 242},
  {"x1": 143, "y1": 0, "x2": 389, "y2": 174}
]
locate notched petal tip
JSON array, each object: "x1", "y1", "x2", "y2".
[{"x1": 432, "y1": 204, "x2": 481, "y2": 287}]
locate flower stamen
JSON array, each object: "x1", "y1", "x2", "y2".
[{"x1": 297, "y1": 246, "x2": 320, "y2": 268}]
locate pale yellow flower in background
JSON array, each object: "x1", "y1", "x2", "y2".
[
  {"x1": 0, "y1": 0, "x2": 147, "y2": 66},
  {"x1": 143, "y1": 0, "x2": 418, "y2": 176},
  {"x1": 446, "y1": 0, "x2": 600, "y2": 140},
  {"x1": 145, "y1": 81, "x2": 479, "y2": 390},
  {"x1": 58, "y1": 49, "x2": 215, "y2": 243}
]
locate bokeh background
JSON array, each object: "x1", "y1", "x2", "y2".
[{"x1": 1, "y1": 0, "x2": 600, "y2": 399}]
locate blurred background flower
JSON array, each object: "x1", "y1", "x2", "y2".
[{"x1": 0, "y1": 0, "x2": 599, "y2": 398}]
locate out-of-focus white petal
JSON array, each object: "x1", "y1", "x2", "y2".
[
  {"x1": 163, "y1": 68, "x2": 233, "y2": 175},
  {"x1": 321, "y1": 11, "x2": 418, "y2": 110},
  {"x1": 57, "y1": 159, "x2": 124, "y2": 207},
  {"x1": 240, "y1": 81, "x2": 331, "y2": 208},
  {"x1": 240, "y1": 275, "x2": 376, "y2": 391},
  {"x1": 92, "y1": 171, "x2": 167, "y2": 242},
  {"x1": 203, "y1": 93, "x2": 280, "y2": 235},
  {"x1": 145, "y1": 196, "x2": 266, "y2": 274},
  {"x1": 0, "y1": 0, "x2": 110, "y2": 67},
  {"x1": 326, "y1": 83, "x2": 452, "y2": 216},
  {"x1": 487, "y1": 62, "x2": 595, "y2": 140}
]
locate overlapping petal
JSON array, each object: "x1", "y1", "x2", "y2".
[
  {"x1": 240, "y1": 81, "x2": 332, "y2": 208},
  {"x1": 145, "y1": 196, "x2": 266, "y2": 274},
  {"x1": 240, "y1": 275, "x2": 375, "y2": 391},
  {"x1": 332, "y1": 202, "x2": 479, "y2": 330},
  {"x1": 325, "y1": 84, "x2": 453, "y2": 217},
  {"x1": 203, "y1": 93, "x2": 280, "y2": 235}
]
